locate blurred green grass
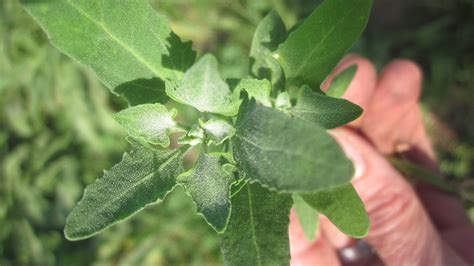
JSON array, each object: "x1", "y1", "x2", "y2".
[{"x1": 0, "y1": 0, "x2": 473, "y2": 265}]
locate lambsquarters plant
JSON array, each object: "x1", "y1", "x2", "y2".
[{"x1": 22, "y1": 0, "x2": 373, "y2": 264}]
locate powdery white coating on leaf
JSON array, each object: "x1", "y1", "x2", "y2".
[
  {"x1": 178, "y1": 125, "x2": 205, "y2": 146},
  {"x1": 64, "y1": 145, "x2": 185, "y2": 240},
  {"x1": 275, "y1": 91, "x2": 291, "y2": 110},
  {"x1": 114, "y1": 103, "x2": 181, "y2": 147},
  {"x1": 166, "y1": 54, "x2": 241, "y2": 116},
  {"x1": 177, "y1": 152, "x2": 234, "y2": 233},
  {"x1": 200, "y1": 119, "x2": 236, "y2": 145}
]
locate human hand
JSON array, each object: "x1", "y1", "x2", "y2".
[{"x1": 289, "y1": 55, "x2": 474, "y2": 266}]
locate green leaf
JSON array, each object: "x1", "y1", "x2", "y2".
[
  {"x1": 113, "y1": 104, "x2": 182, "y2": 147},
  {"x1": 115, "y1": 78, "x2": 167, "y2": 106},
  {"x1": 220, "y1": 183, "x2": 292, "y2": 266},
  {"x1": 249, "y1": 10, "x2": 287, "y2": 89},
  {"x1": 276, "y1": 0, "x2": 372, "y2": 87},
  {"x1": 166, "y1": 54, "x2": 241, "y2": 116},
  {"x1": 177, "y1": 152, "x2": 234, "y2": 233},
  {"x1": 326, "y1": 65, "x2": 358, "y2": 98},
  {"x1": 229, "y1": 78, "x2": 273, "y2": 107},
  {"x1": 301, "y1": 183, "x2": 369, "y2": 238},
  {"x1": 64, "y1": 145, "x2": 186, "y2": 240},
  {"x1": 199, "y1": 119, "x2": 236, "y2": 145},
  {"x1": 292, "y1": 194, "x2": 319, "y2": 241},
  {"x1": 178, "y1": 125, "x2": 205, "y2": 146},
  {"x1": 275, "y1": 91, "x2": 292, "y2": 111},
  {"x1": 21, "y1": 0, "x2": 195, "y2": 104},
  {"x1": 232, "y1": 99, "x2": 354, "y2": 193},
  {"x1": 290, "y1": 86, "x2": 363, "y2": 129}
]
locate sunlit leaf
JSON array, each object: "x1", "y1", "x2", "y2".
[
  {"x1": 177, "y1": 152, "x2": 234, "y2": 232},
  {"x1": 64, "y1": 144, "x2": 186, "y2": 240},
  {"x1": 232, "y1": 99, "x2": 354, "y2": 193},
  {"x1": 290, "y1": 86, "x2": 363, "y2": 129},
  {"x1": 220, "y1": 183, "x2": 292, "y2": 266},
  {"x1": 166, "y1": 54, "x2": 241, "y2": 116},
  {"x1": 114, "y1": 104, "x2": 182, "y2": 147},
  {"x1": 276, "y1": 0, "x2": 372, "y2": 87},
  {"x1": 302, "y1": 183, "x2": 369, "y2": 238}
]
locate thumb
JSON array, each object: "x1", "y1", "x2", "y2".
[{"x1": 332, "y1": 128, "x2": 467, "y2": 266}]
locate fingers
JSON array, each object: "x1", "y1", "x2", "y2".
[
  {"x1": 442, "y1": 225, "x2": 474, "y2": 263},
  {"x1": 361, "y1": 60, "x2": 436, "y2": 162},
  {"x1": 332, "y1": 128, "x2": 466, "y2": 265},
  {"x1": 322, "y1": 54, "x2": 377, "y2": 127},
  {"x1": 416, "y1": 184, "x2": 471, "y2": 230},
  {"x1": 315, "y1": 55, "x2": 377, "y2": 251},
  {"x1": 319, "y1": 216, "x2": 355, "y2": 249},
  {"x1": 357, "y1": 58, "x2": 470, "y2": 230},
  {"x1": 289, "y1": 210, "x2": 341, "y2": 266},
  {"x1": 290, "y1": 233, "x2": 341, "y2": 266},
  {"x1": 295, "y1": 56, "x2": 470, "y2": 265}
]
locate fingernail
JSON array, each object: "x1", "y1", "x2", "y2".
[{"x1": 350, "y1": 147, "x2": 365, "y2": 180}]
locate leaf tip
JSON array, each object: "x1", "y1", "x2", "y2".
[
  {"x1": 63, "y1": 222, "x2": 83, "y2": 241},
  {"x1": 348, "y1": 223, "x2": 370, "y2": 239}
]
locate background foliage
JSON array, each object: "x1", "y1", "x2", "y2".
[{"x1": 1, "y1": 0, "x2": 472, "y2": 264}]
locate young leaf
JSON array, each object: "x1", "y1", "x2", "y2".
[
  {"x1": 21, "y1": 0, "x2": 195, "y2": 104},
  {"x1": 276, "y1": 0, "x2": 372, "y2": 88},
  {"x1": 199, "y1": 119, "x2": 236, "y2": 145},
  {"x1": 292, "y1": 194, "x2": 319, "y2": 241},
  {"x1": 177, "y1": 152, "x2": 234, "y2": 233},
  {"x1": 275, "y1": 91, "x2": 292, "y2": 111},
  {"x1": 229, "y1": 78, "x2": 272, "y2": 107},
  {"x1": 232, "y1": 99, "x2": 354, "y2": 193},
  {"x1": 290, "y1": 86, "x2": 363, "y2": 129},
  {"x1": 326, "y1": 65, "x2": 358, "y2": 98},
  {"x1": 220, "y1": 183, "x2": 292, "y2": 266},
  {"x1": 113, "y1": 104, "x2": 182, "y2": 147},
  {"x1": 249, "y1": 10, "x2": 287, "y2": 89},
  {"x1": 166, "y1": 54, "x2": 241, "y2": 116},
  {"x1": 64, "y1": 145, "x2": 185, "y2": 240},
  {"x1": 178, "y1": 125, "x2": 205, "y2": 146},
  {"x1": 301, "y1": 183, "x2": 370, "y2": 238}
]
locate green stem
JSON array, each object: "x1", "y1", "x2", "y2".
[{"x1": 389, "y1": 157, "x2": 458, "y2": 194}]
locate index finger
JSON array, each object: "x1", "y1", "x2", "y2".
[{"x1": 322, "y1": 54, "x2": 377, "y2": 128}]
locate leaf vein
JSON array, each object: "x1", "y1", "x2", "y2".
[
  {"x1": 236, "y1": 133, "x2": 323, "y2": 162},
  {"x1": 66, "y1": 0, "x2": 165, "y2": 79},
  {"x1": 247, "y1": 185, "x2": 262, "y2": 266},
  {"x1": 289, "y1": 5, "x2": 357, "y2": 78}
]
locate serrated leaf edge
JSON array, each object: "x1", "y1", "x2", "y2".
[
  {"x1": 64, "y1": 147, "x2": 185, "y2": 241},
  {"x1": 176, "y1": 159, "x2": 234, "y2": 234}
]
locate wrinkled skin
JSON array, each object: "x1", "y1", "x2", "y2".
[{"x1": 290, "y1": 55, "x2": 474, "y2": 266}]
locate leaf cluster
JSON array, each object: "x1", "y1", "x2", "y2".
[
  {"x1": 21, "y1": 0, "x2": 373, "y2": 264},
  {"x1": 0, "y1": 1, "x2": 128, "y2": 263}
]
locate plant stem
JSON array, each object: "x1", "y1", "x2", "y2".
[{"x1": 389, "y1": 156, "x2": 457, "y2": 194}]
